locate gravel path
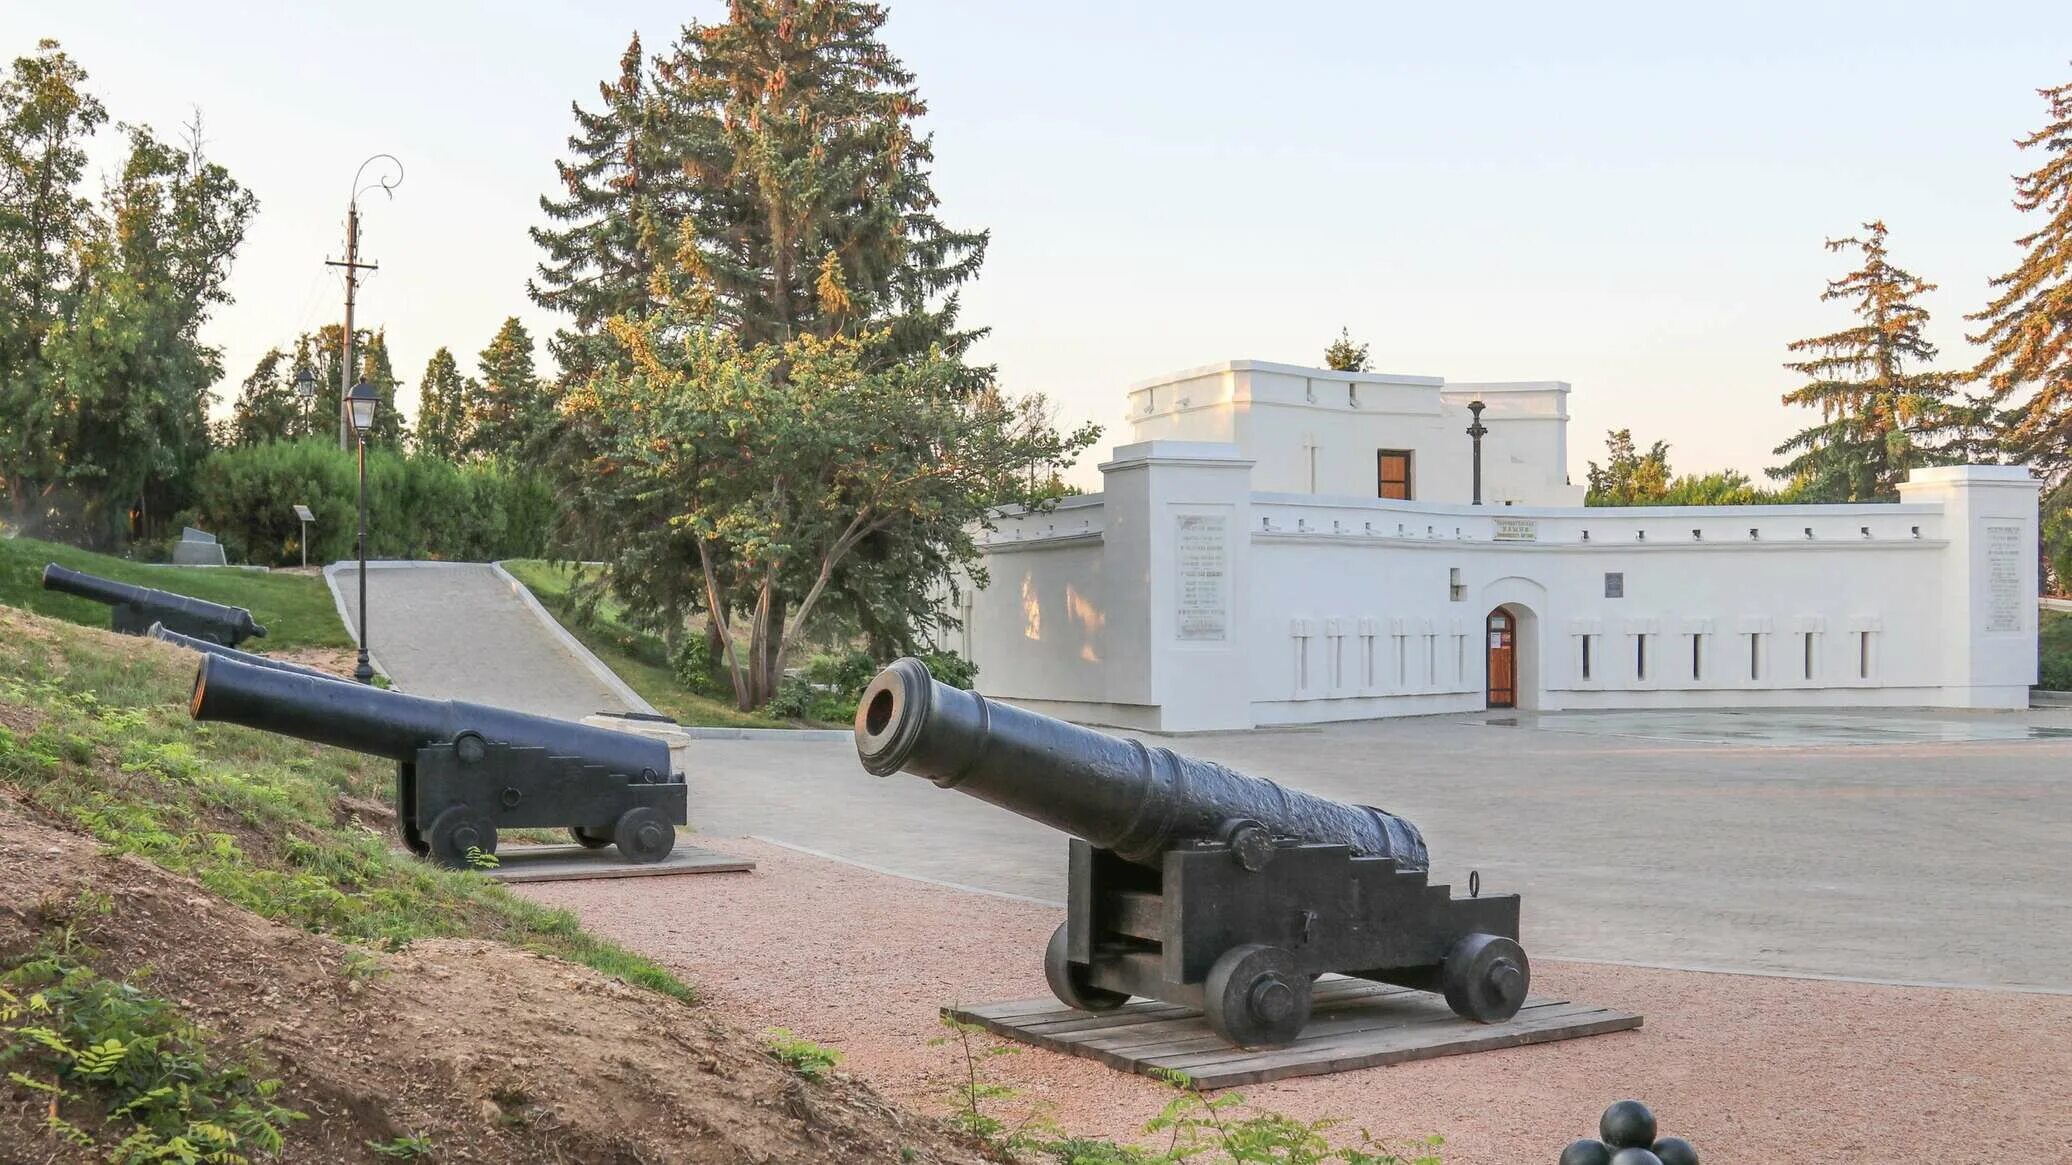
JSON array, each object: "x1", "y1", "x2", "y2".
[
  {"x1": 522, "y1": 836, "x2": 2072, "y2": 1164},
  {"x1": 327, "y1": 562, "x2": 633, "y2": 721}
]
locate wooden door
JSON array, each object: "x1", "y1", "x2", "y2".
[{"x1": 1486, "y1": 609, "x2": 1515, "y2": 708}]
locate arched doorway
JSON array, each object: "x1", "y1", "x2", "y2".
[
  {"x1": 1486, "y1": 608, "x2": 1517, "y2": 708},
  {"x1": 1478, "y1": 579, "x2": 1545, "y2": 711}
]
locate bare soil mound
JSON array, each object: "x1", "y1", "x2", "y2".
[{"x1": 0, "y1": 793, "x2": 995, "y2": 1164}]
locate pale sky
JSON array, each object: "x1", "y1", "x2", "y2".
[{"x1": 8, "y1": 2, "x2": 2070, "y2": 487}]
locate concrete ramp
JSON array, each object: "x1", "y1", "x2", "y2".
[{"x1": 327, "y1": 562, "x2": 645, "y2": 722}]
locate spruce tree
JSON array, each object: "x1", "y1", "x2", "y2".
[
  {"x1": 654, "y1": 0, "x2": 990, "y2": 379},
  {"x1": 1968, "y1": 72, "x2": 2072, "y2": 485},
  {"x1": 468, "y1": 317, "x2": 543, "y2": 458},
  {"x1": 355, "y1": 329, "x2": 407, "y2": 447},
  {"x1": 412, "y1": 347, "x2": 471, "y2": 460},
  {"x1": 529, "y1": 32, "x2": 668, "y2": 381},
  {"x1": 1769, "y1": 221, "x2": 1956, "y2": 502}
]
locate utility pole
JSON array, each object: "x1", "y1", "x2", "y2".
[
  {"x1": 325, "y1": 205, "x2": 378, "y2": 450},
  {"x1": 326, "y1": 155, "x2": 403, "y2": 449}
]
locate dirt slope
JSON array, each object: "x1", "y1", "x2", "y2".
[{"x1": 0, "y1": 792, "x2": 996, "y2": 1164}]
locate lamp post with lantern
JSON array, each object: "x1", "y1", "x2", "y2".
[
  {"x1": 1466, "y1": 399, "x2": 1489, "y2": 506},
  {"x1": 346, "y1": 378, "x2": 379, "y2": 684}
]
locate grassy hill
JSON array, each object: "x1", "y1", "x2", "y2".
[
  {"x1": 501, "y1": 558, "x2": 798, "y2": 728},
  {"x1": 0, "y1": 534, "x2": 351, "y2": 650},
  {"x1": 0, "y1": 603, "x2": 995, "y2": 1162}
]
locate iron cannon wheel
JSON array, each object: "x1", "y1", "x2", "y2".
[
  {"x1": 568, "y1": 827, "x2": 613, "y2": 849},
  {"x1": 1043, "y1": 924, "x2": 1129, "y2": 1013},
  {"x1": 1440, "y1": 933, "x2": 1530, "y2": 1023},
  {"x1": 612, "y1": 807, "x2": 676, "y2": 864},
  {"x1": 426, "y1": 806, "x2": 498, "y2": 870},
  {"x1": 1205, "y1": 944, "x2": 1311, "y2": 1047}
]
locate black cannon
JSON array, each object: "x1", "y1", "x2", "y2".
[
  {"x1": 855, "y1": 658, "x2": 1528, "y2": 1048},
  {"x1": 149, "y1": 622, "x2": 343, "y2": 684},
  {"x1": 190, "y1": 654, "x2": 685, "y2": 869},
  {"x1": 43, "y1": 563, "x2": 266, "y2": 646}
]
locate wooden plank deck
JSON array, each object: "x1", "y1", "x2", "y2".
[
  {"x1": 946, "y1": 979, "x2": 1641, "y2": 1089},
  {"x1": 486, "y1": 843, "x2": 755, "y2": 884}
]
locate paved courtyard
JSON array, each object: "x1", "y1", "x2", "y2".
[{"x1": 680, "y1": 706, "x2": 2072, "y2": 991}]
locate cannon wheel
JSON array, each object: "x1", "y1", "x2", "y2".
[
  {"x1": 1440, "y1": 933, "x2": 1530, "y2": 1023},
  {"x1": 568, "y1": 827, "x2": 613, "y2": 849},
  {"x1": 427, "y1": 806, "x2": 498, "y2": 870},
  {"x1": 612, "y1": 807, "x2": 675, "y2": 864},
  {"x1": 1044, "y1": 924, "x2": 1129, "y2": 1012},
  {"x1": 1205, "y1": 944, "x2": 1311, "y2": 1048}
]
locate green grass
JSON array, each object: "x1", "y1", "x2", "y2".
[
  {"x1": 2042, "y1": 608, "x2": 2072, "y2": 691},
  {"x1": 0, "y1": 534, "x2": 351, "y2": 650},
  {"x1": 501, "y1": 559, "x2": 806, "y2": 728},
  {"x1": 0, "y1": 603, "x2": 694, "y2": 1005}
]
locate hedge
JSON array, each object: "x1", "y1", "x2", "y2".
[{"x1": 185, "y1": 440, "x2": 555, "y2": 566}]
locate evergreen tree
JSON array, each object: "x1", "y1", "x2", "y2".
[
  {"x1": 354, "y1": 329, "x2": 408, "y2": 447},
  {"x1": 1769, "y1": 221, "x2": 1956, "y2": 502},
  {"x1": 0, "y1": 40, "x2": 106, "y2": 525},
  {"x1": 529, "y1": 32, "x2": 669, "y2": 381},
  {"x1": 1969, "y1": 72, "x2": 2072, "y2": 485},
  {"x1": 1323, "y1": 327, "x2": 1370, "y2": 372},
  {"x1": 468, "y1": 317, "x2": 544, "y2": 457},
  {"x1": 654, "y1": 0, "x2": 990, "y2": 377},
  {"x1": 412, "y1": 347, "x2": 472, "y2": 460}
]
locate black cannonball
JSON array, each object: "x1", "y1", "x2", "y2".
[
  {"x1": 1608, "y1": 1150, "x2": 1662, "y2": 1165},
  {"x1": 1558, "y1": 1139, "x2": 1612, "y2": 1165},
  {"x1": 1651, "y1": 1136, "x2": 1699, "y2": 1165},
  {"x1": 1599, "y1": 1100, "x2": 1658, "y2": 1149}
]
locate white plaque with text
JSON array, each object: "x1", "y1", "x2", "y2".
[
  {"x1": 1494, "y1": 517, "x2": 1538, "y2": 542},
  {"x1": 1984, "y1": 523, "x2": 2024, "y2": 634},
  {"x1": 1175, "y1": 514, "x2": 1229, "y2": 642}
]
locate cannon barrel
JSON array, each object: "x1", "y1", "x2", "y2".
[
  {"x1": 149, "y1": 623, "x2": 343, "y2": 684},
  {"x1": 190, "y1": 654, "x2": 670, "y2": 777},
  {"x1": 854, "y1": 658, "x2": 1427, "y2": 870},
  {"x1": 43, "y1": 563, "x2": 266, "y2": 640}
]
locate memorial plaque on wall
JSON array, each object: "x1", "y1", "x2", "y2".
[
  {"x1": 1493, "y1": 517, "x2": 1538, "y2": 542},
  {"x1": 1175, "y1": 514, "x2": 1229, "y2": 642},
  {"x1": 1983, "y1": 523, "x2": 2024, "y2": 634}
]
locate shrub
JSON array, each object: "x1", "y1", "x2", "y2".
[
  {"x1": 670, "y1": 634, "x2": 728, "y2": 698},
  {"x1": 919, "y1": 650, "x2": 979, "y2": 690},
  {"x1": 186, "y1": 439, "x2": 555, "y2": 566}
]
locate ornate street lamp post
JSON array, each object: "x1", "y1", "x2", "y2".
[
  {"x1": 1466, "y1": 400, "x2": 1489, "y2": 506},
  {"x1": 293, "y1": 365, "x2": 316, "y2": 430},
  {"x1": 346, "y1": 379, "x2": 379, "y2": 684}
]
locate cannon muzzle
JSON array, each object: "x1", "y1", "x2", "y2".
[
  {"x1": 855, "y1": 657, "x2": 1426, "y2": 869},
  {"x1": 191, "y1": 653, "x2": 669, "y2": 777},
  {"x1": 43, "y1": 562, "x2": 266, "y2": 643}
]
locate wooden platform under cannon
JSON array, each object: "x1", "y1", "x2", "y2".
[
  {"x1": 486, "y1": 843, "x2": 755, "y2": 884},
  {"x1": 945, "y1": 977, "x2": 1641, "y2": 1089}
]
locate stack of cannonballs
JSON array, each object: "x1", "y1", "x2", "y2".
[{"x1": 1559, "y1": 1100, "x2": 1699, "y2": 1165}]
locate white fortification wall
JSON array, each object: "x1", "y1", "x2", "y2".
[{"x1": 961, "y1": 444, "x2": 2040, "y2": 733}]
